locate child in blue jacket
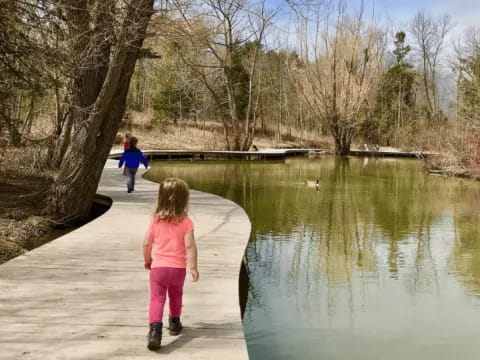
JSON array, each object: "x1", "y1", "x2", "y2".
[{"x1": 118, "y1": 137, "x2": 149, "y2": 193}]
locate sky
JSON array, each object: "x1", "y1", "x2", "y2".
[
  {"x1": 378, "y1": 0, "x2": 479, "y2": 25},
  {"x1": 334, "y1": 0, "x2": 479, "y2": 34},
  {"x1": 270, "y1": 0, "x2": 480, "y2": 62},
  {"x1": 271, "y1": 0, "x2": 480, "y2": 37}
]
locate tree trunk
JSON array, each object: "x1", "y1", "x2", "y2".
[
  {"x1": 53, "y1": 0, "x2": 154, "y2": 222},
  {"x1": 49, "y1": 0, "x2": 114, "y2": 169},
  {"x1": 225, "y1": 79, "x2": 242, "y2": 151},
  {"x1": 260, "y1": 105, "x2": 265, "y2": 133},
  {"x1": 5, "y1": 117, "x2": 22, "y2": 146},
  {"x1": 8, "y1": 93, "x2": 23, "y2": 146},
  {"x1": 422, "y1": 58, "x2": 434, "y2": 123},
  {"x1": 49, "y1": 112, "x2": 74, "y2": 168},
  {"x1": 329, "y1": 113, "x2": 351, "y2": 156},
  {"x1": 21, "y1": 95, "x2": 36, "y2": 137},
  {"x1": 333, "y1": 135, "x2": 351, "y2": 155}
]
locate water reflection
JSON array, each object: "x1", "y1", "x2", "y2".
[
  {"x1": 453, "y1": 190, "x2": 480, "y2": 295},
  {"x1": 146, "y1": 157, "x2": 480, "y2": 360}
]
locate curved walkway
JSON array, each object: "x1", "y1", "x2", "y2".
[{"x1": 0, "y1": 160, "x2": 250, "y2": 359}]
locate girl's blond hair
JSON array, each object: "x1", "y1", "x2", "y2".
[{"x1": 155, "y1": 178, "x2": 189, "y2": 223}]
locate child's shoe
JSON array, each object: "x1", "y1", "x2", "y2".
[
  {"x1": 168, "y1": 317, "x2": 183, "y2": 335},
  {"x1": 147, "y1": 322, "x2": 162, "y2": 350}
]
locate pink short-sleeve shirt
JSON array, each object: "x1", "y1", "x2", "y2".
[{"x1": 148, "y1": 216, "x2": 194, "y2": 269}]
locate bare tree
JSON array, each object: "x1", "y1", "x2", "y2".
[
  {"x1": 0, "y1": 0, "x2": 61, "y2": 146},
  {"x1": 52, "y1": 0, "x2": 155, "y2": 222},
  {"x1": 293, "y1": 1, "x2": 385, "y2": 155},
  {"x1": 165, "y1": 0, "x2": 275, "y2": 150},
  {"x1": 410, "y1": 10, "x2": 451, "y2": 123}
]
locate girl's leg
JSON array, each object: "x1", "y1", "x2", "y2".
[
  {"x1": 149, "y1": 268, "x2": 169, "y2": 324},
  {"x1": 167, "y1": 268, "x2": 186, "y2": 318}
]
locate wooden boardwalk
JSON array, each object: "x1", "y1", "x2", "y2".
[
  {"x1": 110, "y1": 148, "x2": 430, "y2": 161},
  {"x1": 348, "y1": 150, "x2": 435, "y2": 158},
  {"x1": 0, "y1": 160, "x2": 250, "y2": 359},
  {"x1": 110, "y1": 149, "x2": 312, "y2": 161}
]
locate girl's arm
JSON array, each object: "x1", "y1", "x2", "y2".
[
  {"x1": 143, "y1": 228, "x2": 154, "y2": 270},
  {"x1": 184, "y1": 231, "x2": 199, "y2": 281}
]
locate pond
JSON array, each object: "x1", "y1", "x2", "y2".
[{"x1": 146, "y1": 157, "x2": 480, "y2": 360}]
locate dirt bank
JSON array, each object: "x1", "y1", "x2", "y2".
[{"x1": 0, "y1": 174, "x2": 56, "y2": 264}]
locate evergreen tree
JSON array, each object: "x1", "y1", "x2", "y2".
[
  {"x1": 393, "y1": 31, "x2": 411, "y2": 65},
  {"x1": 365, "y1": 32, "x2": 417, "y2": 145}
]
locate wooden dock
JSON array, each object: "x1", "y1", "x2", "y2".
[
  {"x1": 0, "y1": 160, "x2": 251, "y2": 359},
  {"x1": 110, "y1": 148, "x2": 433, "y2": 161},
  {"x1": 110, "y1": 149, "x2": 312, "y2": 161},
  {"x1": 348, "y1": 150, "x2": 432, "y2": 158}
]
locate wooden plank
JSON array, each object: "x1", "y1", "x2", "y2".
[{"x1": 348, "y1": 150, "x2": 426, "y2": 158}]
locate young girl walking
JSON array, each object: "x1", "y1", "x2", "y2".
[{"x1": 143, "y1": 178, "x2": 199, "y2": 351}]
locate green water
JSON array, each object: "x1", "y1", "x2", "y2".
[{"x1": 146, "y1": 157, "x2": 480, "y2": 360}]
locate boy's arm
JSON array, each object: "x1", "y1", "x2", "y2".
[
  {"x1": 184, "y1": 231, "x2": 199, "y2": 281},
  {"x1": 140, "y1": 152, "x2": 149, "y2": 168},
  {"x1": 143, "y1": 228, "x2": 154, "y2": 269},
  {"x1": 118, "y1": 153, "x2": 125, "y2": 168}
]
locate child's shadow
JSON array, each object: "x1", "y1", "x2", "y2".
[{"x1": 152, "y1": 321, "x2": 244, "y2": 354}]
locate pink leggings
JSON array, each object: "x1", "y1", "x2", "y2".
[{"x1": 149, "y1": 267, "x2": 186, "y2": 324}]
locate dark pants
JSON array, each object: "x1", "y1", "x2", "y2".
[{"x1": 125, "y1": 167, "x2": 138, "y2": 192}]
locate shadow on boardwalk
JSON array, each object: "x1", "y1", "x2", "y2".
[{"x1": 154, "y1": 321, "x2": 243, "y2": 355}]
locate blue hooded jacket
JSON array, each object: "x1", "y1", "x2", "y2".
[{"x1": 118, "y1": 147, "x2": 149, "y2": 169}]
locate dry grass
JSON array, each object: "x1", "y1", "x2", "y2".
[
  {"x1": 120, "y1": 121, "x2": 227, "y2": 151},
  {"x1": 0, "y1": 145, "x2": 54, "y2": 180},
  {"x1": 117, "y1": 112, "x2": 332, "y2": 151},
  {"x1": 422, "y1": 125, "x2": 480, "y2": 179},
  {"x1": 0, "y1": 145, "x2": 57, "y2": 264}
]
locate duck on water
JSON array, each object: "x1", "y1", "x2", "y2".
[{"x1": 304, "y1": 179, "x2": 320, "y2": 190}]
